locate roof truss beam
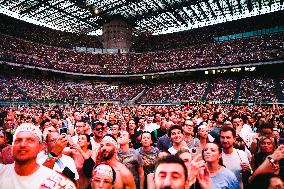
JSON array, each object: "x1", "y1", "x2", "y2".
[
  {"x1": 196, "y1": 2, "x2": 209, "y2": 21},
  {"x1": 204, "y1": 0, "x2": 217, "y2": 19},
  {"x1": 214, "y1": 0, "x2": 226, "y2": 17}
]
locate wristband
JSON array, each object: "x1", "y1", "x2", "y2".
[
  {"x1": 47, "y1": 153, "x2": 58, "y2": 162},
  {"x1": 267, "y1": 156, "x2": 275, "y2": 165},
  {"x1": 49, "y1": 151, "x2": 58, "y2": 157}
]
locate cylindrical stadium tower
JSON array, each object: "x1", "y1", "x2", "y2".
[{"x1": 102, "y1": 17, "x2": 133, "y2": 49}]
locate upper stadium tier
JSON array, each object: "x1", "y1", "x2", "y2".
[
  {"x1": 0, "y1": 7, "x2": 283, "y2": 76},
  {"x1": 0, "y1": 0, "x2": 283, "y2": 35},
  {"x1": 0, "y1": 30, "x2": 283, "y2": 75}
]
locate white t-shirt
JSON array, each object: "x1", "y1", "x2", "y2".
[
  {"x1": 90, "y1": 137, "x2": 101, "y2": 152},
  {"x1": 222, "y1": 148, "x2": 251, "y2": 189},
  {"x1": 168, "y1": 145, "x2": 190, "y2": 155},
  {"x1": 37, "y1": 154, "x2": 79, "y2": 180},
  {"x1": 0, "y1": 164, "x2": 76, "y2": 189},
  {"x1": 145, "y1": 123, "x2": 159, "y2": 133},
  {"x1": 239, "y1": 124, "x2": 255, "y2": 148}
]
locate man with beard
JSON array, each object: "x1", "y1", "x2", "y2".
[
  {"x1": 91, "y1": 121, "x2": 105, "y2": 152},
  {"x1": 0, "y1": 123, "x2": 76, "y2": 189},
  {"x1": 99, "y1": 134, "x2": 136, "y2": 189},
  {"x1": 153, "y1": 155, "x2": 189, "y2": 189},
  {"x1": 220, "y1": 126, "x2": 251, "y2": 189}
]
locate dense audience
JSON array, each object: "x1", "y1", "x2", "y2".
[
  {"x1": 0, "y1": 32, "x2": 283, "y2": 75},
  {"x1": 0, "y1": 74, "x2": 145, "y2": 101},
  {"x1": 239, "y1": 77, "x2": 277, "y2": 102},
  {"x1": 131, "y1": 11, "x2": 284, "y2": 52},
  {"x1": 0, "y1": 103, "x2": 284, "y2": 189},
  {"x1": 207, "y1": 78, "x2": 237, "y2": 102},
  {"x1": 1, "y1": 10, "x2": 284, "y2": 189},
  {"x1": 0, "y1": 13, "x2": 102, "y2": 49},
  {"x1": 139, "y1": 80, "x2": 208, "y2": 103},
  {"x1": 279, "y1": 78, "x2": 284, "y2": 99},
  {"x1": 1, "y1": 73, "x2": 283, "y2": 103}
]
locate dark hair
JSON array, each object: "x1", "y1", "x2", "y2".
[
  {"x1": 81, "y1": 134, "x2": 92, "y2": 150},
  {"x1": 93, "y1": 164, "x2": 116, "y2": 184},
  {"x1": 92, "y1": 121, "x2": 104, "y2": 129},
  {"x1": 202, "y1": 142, "x2": 224, "y2": 166},
  {"x1": 241, "y1": 114, "x2": 249, "y2": 123},
  {"x1": 231, "y1": 115, "x2": 241, "y2": 122},
  {"x1": 141, "y1": 131, "x2": 152, "y2": 140},
  {"x1": 73, "y1": 110, "x2": 80, "y2": 116},
  {"x1": 155, "y1": 155, "x2": 188, "y2": 181},
  {"x1": 168, "y1": 125, "x2": 183, "y2": 138},
  {"x1": 260, "y1": 122, "x2": 273, "y2": 131},
  {"x1": 40, "y1": 119, "x2": 49, "y2": 128},
  {"x1": 220, "y1": 126, "x2": 236, "y2": 137},
  {"x1": 213, "y1": 112, "x2": 223, "y2": 122},
  {"x1": 249, "y1": 173, "x2": 280, "y2": 189},
  {"x1": 4, "y1": 131, "x2": 13, "y2": 145}
]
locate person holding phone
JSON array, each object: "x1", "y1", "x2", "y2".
[
  {"x1": 64, "y1": 134, "x2": 96, "y2": 189},
  {"x1": 37, "y1": 131, "x2": 79, "y2": 184}
]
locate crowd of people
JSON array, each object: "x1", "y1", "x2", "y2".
[
  {"x1": 131, "y1": 12, "x2": 284, "y2": 52},
  {"x1": 138, "y1": 80, "x2": 208, "y2": 103},
  {"x1": 0, "y1": 31, "x2": 283, "y2": 74},
  {"x1": 0, "y1": 74, "x2": 282, "y2": 103},
  {"x1": 0, "y1": 13, "x2": 103, "y2": 49},
  {"x1": 239, "y1": 77, "x2": 277, "y2": 103},
  {"x1": 207, "y1": 78, "x2": 237, "y2": 102},
  {"x1": 0, "y1": 103, "x2": 283, "y2": 189},
  {"x1": 0, "y1": 74, "x2": 146, "y2": 102}
]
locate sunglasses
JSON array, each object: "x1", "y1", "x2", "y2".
[{"x1": 94, "y1": 127, "x2": 104, "y2": 131}]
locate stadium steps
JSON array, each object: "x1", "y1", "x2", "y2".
[
  {"x1": 201, "y1": 81, "x2": 212, "y2": 102},
  {"x1": 130, "y1": 88, "x2": 147, "y2": 104},
  {"x1": 234, "y1": 78, "x2": 242, "y2": 103},
  {"x1": 274, "y1": 78, "x2": 284, "y2": 101}
]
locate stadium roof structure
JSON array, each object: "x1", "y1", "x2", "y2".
[{"x1": 0, "y1": 0, "x2": 283, "y2": 35}]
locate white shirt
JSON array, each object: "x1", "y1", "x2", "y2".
[
  {"x1": 222, "y1": 148, "x2": 251, "y2": 189},
  {"x1": 37, "y1": 154, "x2": 79, "y2": 180},
  {"x1": 239, "y1": 124, "x2": 255, "y2": 148},
  {"x1": 90, "y1": 137, "x2": 101, "y2": 152},
  {"x1": 0, "y1": 164, "x2": 76, "y2": 189},
  {"x1": 144, "y1": 122, "x2": 159, "y2": 133}
]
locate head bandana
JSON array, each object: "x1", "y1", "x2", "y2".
[
  {"x1": 13, "y1": 123, "x2": 43, "y2": 144},
  {"x1": 102, "y1": 135, "x2": 118, "y2": 149},
  {"x1": 93, "y1": 164, "x2": 113, "y2": 181},
  {"x1": 198, "y1": 125, "x2": 208, "y2": 131}
]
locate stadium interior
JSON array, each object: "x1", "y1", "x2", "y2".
[{"x1": 0, "y1": 0, "x2": 284, "y2": 106}]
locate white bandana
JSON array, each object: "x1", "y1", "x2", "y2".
[
  {"x1": 198, "y1": 125, "x2": 208, "y2": 130},
  {"x1": 14, "y1": 123, "x2": 43, "y2": 144},
  {"x1": 94, "y1": 164, "x2": 113, "y2": 181},
  {"x1": 102, "y1": 135, "x2": 118, "y2": 149}
]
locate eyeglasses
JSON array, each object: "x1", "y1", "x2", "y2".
[
  {"x1": 94, "y1": 127, "x2": 104, "y2": 131},
  {"x1": 185, "y1": 124, "x2": 194, "y2": 127}
]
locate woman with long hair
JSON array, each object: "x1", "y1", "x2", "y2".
[
  {"x1": 203, "y1": 142, "x2": 239, "y2": 189},
  {"x1": 65, "y1": 134, "x2": 95, "y2": 189},
  {"x1": 251, "y1": 137, "x2": 277, "y2": 171}
]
